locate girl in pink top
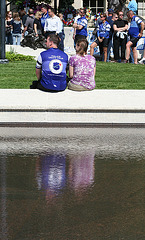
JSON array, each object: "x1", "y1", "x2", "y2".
[{"x1": 68, "y1": 39, "x2": 96, "y2": 91}]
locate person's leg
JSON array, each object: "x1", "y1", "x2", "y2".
[
  {"x1": 68, "y1": 82, "x2": 92, "y2": 91},
  {"x1": 17, "y1": 34, "x2": 22, "y2": 45},
  {"x1": 132, "y1": 47, "x2": 138, "y2": 64},
  {"x1": 121, "y1": 37, "x2": 127, "y2": 61},
  {"x1": 126, "y1": 41, "x2": 133, "y2": 61},
  {"x1": 90, "y1": 41, "x2": 97, "y2": 56},
  {"x1": 113, "y1": 37, "x2": 120, "y2": 61},
  {"x1": 12, "y1": 34, "x2": 16, "y2": 45},
  {"x1": 107, "y1": 37, "x2": 113, "y2": 62},
  {"x1": 103, "y1": 47, "x2": 107, "y2": 62}
]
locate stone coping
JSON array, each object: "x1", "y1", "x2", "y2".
[{"x1": 0, "y1": 89, "x2": 145, "y2": 111}]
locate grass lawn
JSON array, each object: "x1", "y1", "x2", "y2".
[{"x1": 0, "y1": 60, "x2": 145, "y2": 89}]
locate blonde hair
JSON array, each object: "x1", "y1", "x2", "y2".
[
  {"x1": 76, "y1": 39, "x2": 88, "y2": 56},
  {"x1": 35, "y1": 11, "x2": 42, "y2": 19},
  {"x1": 13, "y1": 12, "x2": 20, "y2": 21}
]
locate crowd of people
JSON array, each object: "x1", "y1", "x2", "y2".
[{"x1": 5, "y1": 4, "x2": 145, "y2": 93}]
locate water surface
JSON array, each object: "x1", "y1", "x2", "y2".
[{"x1": 0, "y1": 128, "x2": 145, "y2": 240}]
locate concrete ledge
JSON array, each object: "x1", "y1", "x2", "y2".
[{"x1": 0, "y1": 89, "x2": 145, "y2": 126}]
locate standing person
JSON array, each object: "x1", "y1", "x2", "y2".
[
  {"x1": 126, "y1": 10, "x2": 144, "y2": 64},
  {"x1": 107, "y1": 12, "x2": 118, "y2": 61},
  {"x1": 30, "y1": 34, "x2": 68, "y2": 92},
  {"x1": 22, "y1": 9, "x2": 35, "y2": 37},
  {"x1": 11, "y1": 12, "x2": 22, "y2": 45},
  {"x1": 128, "y1": 0, "x2": 138, "y2": 14},
  {"x1": 90, "y1": 13, "x2": 110, "y2": 62},
  {"x1": 58, "y1": 13, "x2": 65, "y2": 51},
  {"x1": 68, "y1": 39, "x2": 96, "y2": 91},
  {"x1": 41, "y1": 4, "x2": 49, "y2": 35},
  {"x1": 34, "y1": 11, "x2": 42, "y2": 36},
  {"x1": 113, "y1": 11, "x2": 128, "y2": 62},
  {"x1": 73, "y1": 8, "x2": 88, "y2": 46},
  {"x1": 73, "y1": 9, "x2": 81, "y2": 47},
  {"x1": 44, "y1": 8, "x2": 61, "y2": 38},
  {"x1": 5, "y1": 11, "x2": 13, "y2": 45}
]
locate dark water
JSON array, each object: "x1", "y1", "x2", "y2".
[{"x1": 1, "y1": 128, "x2": 145, "y2": 240}]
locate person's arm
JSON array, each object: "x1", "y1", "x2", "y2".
[
  {"x1": 34, "y1": 23, "x2": 38, "y2": 36},
  {"x1": 36, "y1": 55, "x2": 42, "y2": 80},
  {"x1": 69, "y1": 65, "x2": 74, "y2": 79},
  {"x1": 36, "y1": 68, "x2": 41, "y2": 80},
  {"x1": 138, "y1": 22, "x2": 144, "y2": 38}
]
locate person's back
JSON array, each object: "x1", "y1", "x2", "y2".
[
  {"x1": 39, "y1": 48, "x2": 68, "y2": 91},
  {"x1": 68, "y1": 39, "x2": 96, "y2": 91},
  {"x1": 31, "y1": 34, "x2": 68, "y2": 92}
]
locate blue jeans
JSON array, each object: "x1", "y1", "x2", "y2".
[{"x1": 12, "y1": 33, "x2": 22, "y2": 45}]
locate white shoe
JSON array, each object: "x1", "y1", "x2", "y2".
[{"x1": 138, "y1": 58, "x2": 145, "y2": 64}]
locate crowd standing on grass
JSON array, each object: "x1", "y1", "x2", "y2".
[{"x1": 5, "y1": 5, "x2": 145, "y2": 92}]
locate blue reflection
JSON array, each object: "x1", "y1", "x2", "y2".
[{"x1": 36, "y1": 154, "x2": 66, "y2": 199}]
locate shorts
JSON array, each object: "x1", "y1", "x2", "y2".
[
  {"x1": 130, "y1": 37, "x2": 139, "y2": 47},
  {"x1": 94, "y1": 37, "x2": 109, "y2": 47}
]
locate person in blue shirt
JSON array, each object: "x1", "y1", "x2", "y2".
[
  {"x1": 41, "y1": 4, "x2": 49, "y2": 35},
  {"x1": 128, "y1": 0, "x2": 138, "y2": 14},
  {"x1": 30, "y1": 34, "x2": 68, "y2": 92},
  {"x1": 126, "y1": 10, "x2": 144, "y2": 64},
  {"x1": 90, "y1": 13, "x2": 110, "y2": 62},
  {"x1": 73, "y1": 8, "x2": 87, "y2": 46}
]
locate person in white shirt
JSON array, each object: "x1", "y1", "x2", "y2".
[{"x1": 44, "y1": 8, "x2": 61, "y2": 38}]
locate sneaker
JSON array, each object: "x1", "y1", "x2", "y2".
[
  {"x1": 138, "y1": 58, "x2": 145, "y2": 64},
  {"x1": 125, "y1": 59, "x2": 129, "y2": 63}
]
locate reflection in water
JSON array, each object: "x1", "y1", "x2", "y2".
[
  {"x1": 36, "y1": 154, "x2": 66, "y2": 200},
  {"x1": 0, "y1": 128, "x2": 145, "y2": 240},
  {"x1": 36, "y1": 151, "x2": 95, "y2": 200},
  {"x1": 68, "y1": 152, "x2": 95, "y2": 192}
]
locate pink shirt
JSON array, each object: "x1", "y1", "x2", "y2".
[{"x1": 69, "y1": 54, "x2": 96, "y2": 90}]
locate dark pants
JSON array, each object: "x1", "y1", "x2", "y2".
[
  {"x1": 58, "y1": 32, "x2": 64, "y2": 51},
  {"x1": 113, "y1": 36, "x2": 127, "y2": 60},
  {"x1": 74, "y1": 34, "x2": 86, "y2": 45},
  {"x1": 30, "y1": 80, "x2": 65, "y2": 93}
]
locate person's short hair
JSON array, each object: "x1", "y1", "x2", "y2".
[
  {"x1": 28, "y1": 9, "x2": 34, "y2": 15},
  {"x1": 76, "y1": 39, "x2": 88, "y2": 55},
  {"x1": 49, "y1": 8, "x2": 55, "y2": 14},
  {"x1": 41, "y1": 4, "x2": 47, "y2": 10},
  {"x1": 47, "y1": 34, "x2": 60, "y2": 47}
]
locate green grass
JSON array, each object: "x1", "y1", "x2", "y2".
[{"x1": 0, "y1": 61, "x2": 145, "y2": 89}]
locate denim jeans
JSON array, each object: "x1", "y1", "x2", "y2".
[{"x1": 12, "y1": 33, "x2": 22, "y2": 45}]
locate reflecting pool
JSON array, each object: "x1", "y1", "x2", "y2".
[{"x1": 0, "y1": 128, "x2": 145, "y2": 240}]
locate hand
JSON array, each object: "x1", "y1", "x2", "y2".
[
  {"x1": 73, "y1": 34, "x2": 75, "y2": 40},
  {"x1": 98, "y1": 37, "x2": 103, "y2": 42},
  {"x1": 73, "y1": 23, "x2": 77, "y2": 28},
  {"x1": 138, "y1": 32, "x2": 143, "y2": 38}
]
